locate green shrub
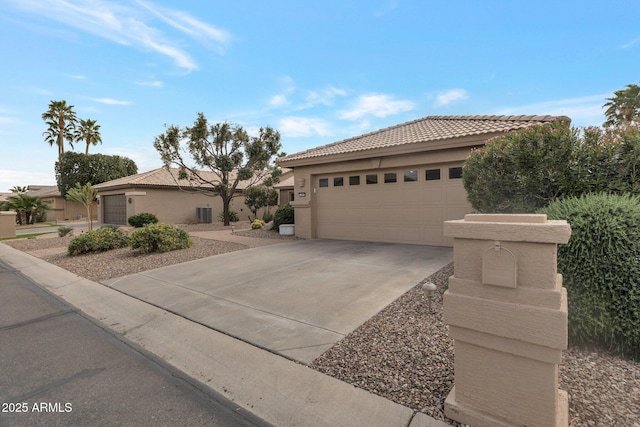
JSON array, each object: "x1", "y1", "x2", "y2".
[
  {"x1": 273, "y1": 204, "x2": 294, "y2": 231},
  {"x1": 262, "y1": 212, "x2": 274, "y2": 223},
  {"x1": 218, "y1": 209, "x2": 239, "y2": 223},
  {"x1": 128, "y1": 212, "x2": 159, "y2": 228},
  {"x1": 541, "y1": 193, "x2": 640, "y2": 359},
  {"x1": 58, "y1": 226, "x2": 73, "y2": 237},
  {"x1": 251, "y1": 219, "x2": 265, "y2": 229},
  {"x1": 100, "y1": 224, "x2": 120, "y2": 232},
  {"x1": 129, "y1": 223, "x2": 192, "y2": 253},
  {"x1": 68, "y1": 227, "x2": 129, "y2": 255}
]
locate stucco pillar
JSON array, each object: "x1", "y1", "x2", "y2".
[
  {"x1": 0, "y1": 211, "x2": 17, "y2": 239},
  {"x1": 442, "y1": 214, "x2": 571, "y2": 427}
]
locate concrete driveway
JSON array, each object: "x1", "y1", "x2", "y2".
[{"x1": 103, "y1": 239, "x2": 452, "y2": 364}]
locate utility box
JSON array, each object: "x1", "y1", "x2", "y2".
[
  {"x1": 443, "y1": 214, "x2": 571, "y2": 427},
  {"x1": 196, "y1": 207, "x2": 212, "y2": 224}
]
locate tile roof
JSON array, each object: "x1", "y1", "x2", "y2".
[
  {"x1": 93, "y1": 167, "x2": 272, "y2": 191},
  {"x1": 279, "y1": 115, "x2": 570, "y2": 163}
]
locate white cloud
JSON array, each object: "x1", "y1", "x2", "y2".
[
  {"x1": 303, "y1": 86, "x2": 347, "y2": 107},
  {"x1": 0, "y1": 169, "x2": 57, "y2": 192},
  {"x1": 6, "y1": 0, "x2": 232, "y2": 71},
  {"x1": 68, "y1": 74, "x2": 86, "y2": 79},
  {"x1": 269, "y1": 94, "x2": 288, "y2": 107},
  {"x1": 494, "y1": 94, "x2": 609, "y2": 127},
  {"x1": 435, "y1": 89, "x2": 469, "y2": 106},
  {"x1": 135, "y1": 80, "x2": 163, "y2": 87},
  {"x1": 279, "y1": 117, "x2": 332, "y2": 137},
  {"x1": 90, "y1": 97, "x2": 131, "y2": 105},
  {"x1": 621, "y1": 37, "x2": 640, "y2": 49},
  {"x1": 338, "y1": 93, "x2": 415, "y2": 120}
]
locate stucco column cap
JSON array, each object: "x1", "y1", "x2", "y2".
[{"x1": 444, "y1": 214, "x2": 571, "y2": 244}]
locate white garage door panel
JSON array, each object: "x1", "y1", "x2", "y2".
[{"x1": 315, "y1": 166, "x2": 470, "y2": 246}]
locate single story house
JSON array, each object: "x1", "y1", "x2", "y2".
[
  {"x1": 277, "y1": 115, "x2": 569, "y2": 247},
  {"x1": 28, "y1": 185, "x2": 97, "y2": 222},
  {"x1": 93, "y1": 167, "x2": 283, "y2": 225}
]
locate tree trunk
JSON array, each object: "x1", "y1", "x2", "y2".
[{"x1": 222, "y1": 196, "x2": 230, "y2": 226}]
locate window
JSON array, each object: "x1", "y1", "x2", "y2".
[
  {"x1": 319, "y1": 178, "x2": 329, "y2": 187},
  {"x1": 366, "y1": 174, "x2": 378, "y2": 184},
  {"x1": 384, "y1": 172, "x2": 397, "y2": 183},
  {"x1": 333, "y1": 177, "x2": 344, "y2": 186},
  {"x1": 426, "y1": 169, "x2": 441, "y2": 181},
  {"x1": 449, "y1": 167, "x2": 463, "y2": 179},
  {"x1": 289, "y1": 192, "x2": 295, "y2": 202},
  {"x1": 404, "y1": 170, "x2": 418, "y2": 182},
  {"x1": 349, "y1": 175, "x2": 360, "y2": 185}
]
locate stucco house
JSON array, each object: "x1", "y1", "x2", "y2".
[
  {"x1": 277, "y1": 115, "x2": 569, "y2": 247},
  {"x1": 93, "y1": 167, "x2": 283, "y2": 225},
  {"x1": 28, "y1": 185, "x2": 96, "y2": 222}
]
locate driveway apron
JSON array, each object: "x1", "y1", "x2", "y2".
[{"x1": 103, "y1": 239, "x2": 452, "y2": 364}]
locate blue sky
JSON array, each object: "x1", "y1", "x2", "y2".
[{"x1": 1, "y1": 0, "x2": 638, "y2": 192}]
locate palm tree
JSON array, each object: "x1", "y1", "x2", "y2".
[
  {"x1": 603, "y1": 83, "x2": 640, "y2": 128},
  {"x1": 75, "y1": 118, "x2": 102, "y2": 154},
  {"x1": 9, "y1": 185, "x2": 28, "y2": 194},
  {"x1": 5, "y1": 193, "x2": 49, "y2": 225},
  {"x1": 42, "y1": 100, "x2": 77, "y2": 158}
]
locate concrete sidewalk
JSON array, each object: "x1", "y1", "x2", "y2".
[{"x1": 0, "y1": 243, "x2": 450, "y2": 427}]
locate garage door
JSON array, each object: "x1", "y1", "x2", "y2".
[
  {"x1": 314, "y1": 164, "x2": 471, "y2": 246},
  {"x1": 102, "y1": 194, "x2": 126, "y2": 225}
]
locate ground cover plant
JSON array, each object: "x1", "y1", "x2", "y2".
[
  {"x1": 129, "y1": 223, "x2": 192, "y2": 253},
  {"x1": 541, "y1": 193, "x2": 640, "y2": 360},
  {"x1": 128, "y1": 212, "x2": 159, "y2": 228},
  {"x1": 67, "y1": 227, "x2": 129, "y2": 255}
]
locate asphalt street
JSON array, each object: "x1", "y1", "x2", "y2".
[{"x1": 0, "y1": 260, "x2": 270, "y2": 427}]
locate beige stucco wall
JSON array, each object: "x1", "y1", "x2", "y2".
[
  {"x1": 39, "y1": 195, "x2": 97, "y2": 222},
  {"x1": 97, "y1": 187, "x2": 263, "y2": 225},
  {"x1": 0, "y1": 211, "x2": 17, "y2": 238},
  {"x1": 289, "y1": 144, "x2": 475, "y2": 244}
]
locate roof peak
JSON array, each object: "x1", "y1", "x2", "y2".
[{"x1": 279, "y1": 114, "x2": 571, "y2": 164}]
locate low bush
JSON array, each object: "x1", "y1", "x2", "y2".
[
  {"x1": 541, "y1": 193, "x2": 640, "y2": 360},
  {"x1": 67, "y1": 227, "x2": 129, "y2": 255},
  {"x1": 262, "y1": 212, "x2": 274, "y2": 223},
  {"x1": 218, "y1": 209, "x2": 239, "y2": 223},
  {"x1": 273, "y1": 204, "x2": 294, "y2": 231},
  {"x1": 129, "y1": 223, "x2": 192, "y2": 253},
  {"x1": 128, "y1": 212, "x2": 159, "y2": 228},
  {"x1": 58, "y1": 226, "x2": 73, "y2": 237},
  {"x1": 251, "y1": 219, "x2": 265, "y2": 229}
]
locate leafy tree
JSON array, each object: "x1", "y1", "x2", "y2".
[
  {"x1": 66, "y1": 182, "x2": 97, "y2": 231},
  {"x1": 153, "y1": 113, "x2": 282, "y2": 225},
  {"x1": 463, "y1": 121, "x2": 640, "y2": 213},
  {"x1": 244, "y1": 185, "x2": 278, "y2": 220},
  {"x1": 55, "y1": 152, "x2": 138, "y2": 197},
  {"x1": 75, "y1": 118, "x2": 102, "y2": 154},
  {"x1": 463, "y1": 121, "x2": 580, "y2": 213},
  {"x1": 5, "y1": 193, "x2": 50, "y2": 225},
  {"x1": 42, "y1": 100, "x2": 77, "y2": 158},
  {"x1": 604, "y1": 83, "x2": 640, "y2": 128}
]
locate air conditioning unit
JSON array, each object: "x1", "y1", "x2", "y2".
[{"x1": 196, "y1": 207, "x2": 212, "y2": 223}]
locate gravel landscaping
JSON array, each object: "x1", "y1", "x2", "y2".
[{"x1": 3, "y1": 227, "x2": 639, "y2": 426}]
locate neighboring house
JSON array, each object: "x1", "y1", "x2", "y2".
[
  {"x1": 27, "y1": 185, "x2": 96, "y2": 222},
  {"x1": 93, "y1": 167, "x2": 281, "y2": 225},
  {"x1": 277, "y1": 115, "x2": 570, "y2": 247},
  {"x1": 274, "y1": 168, "x2": 295, "y2": 205}
]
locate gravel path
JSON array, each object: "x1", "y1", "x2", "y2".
[{"x1": 3, "y1": 229, "x2": 639, "y2": 426}]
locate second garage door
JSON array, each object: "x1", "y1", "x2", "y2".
[
  {"x1": 102, "y1": 194, "x2": 127, "y2": 225},
  {"x1": 314, "y1": 164, "x2": 470, "y2": 246}
]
